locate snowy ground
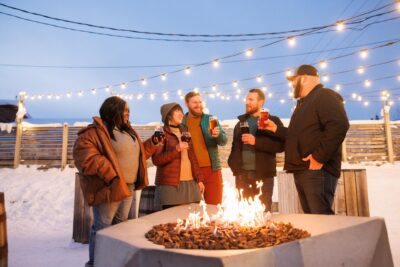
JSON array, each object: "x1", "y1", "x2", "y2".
[{"x1": 0, "y1": 163, "x2": 399, "y2": 267}]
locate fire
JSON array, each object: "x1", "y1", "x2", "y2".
[{"x1": 175, "y1": 181, "x2": 272, "y2": 231}]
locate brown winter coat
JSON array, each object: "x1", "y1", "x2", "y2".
[
  {"x1": 73, "y1": 117, "x2": 157, "y2": 204},
  {"x1": 152, "y1": 125, "x2": 203, "y2": 186}
]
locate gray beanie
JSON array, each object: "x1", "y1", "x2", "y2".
[{"x1": 160, "y1": 102, "x2": 182, "y2": 123}]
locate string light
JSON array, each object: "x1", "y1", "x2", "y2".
[
  {"x1": 78, "y1": 91, "x2": 83, "y2": 96},
  {"x1": 177, "y1": 89, "x2": 182, "y2": 96},
  {"x1": 184, "y1": 67, "x2": 191, "y2": 75},
  {"x1": 232, "y1": 81, "x2": 239, "y2": 88},
  {"x1": 212, "y1": 59, "x2": 220, "y2": 68},
  {"x1": 357, "y1": 66, "x2": 365, "y2": 74},
  {"x1": 287, "y1": 36, "x2": 296, "y2": 47},
  {"x1": 352, "y1": 93, "x2": 357, "y2": 99},
  {"x1": 141, "y1": 79, "x2": 147, "y2": 86},
  {"x1": 120, "y1": 83, "x2": 127, "y2": 89},
  {"x1": 105, "y1": 85, "x2": 111, "y2": 92},
  {"x1": 161, "y1": 73, "x2": 167, "y2": 81},
  {"x1": 322, "y1": 75, "x2": 330, "y2": 82},
  {"x1": 364, "y1": 80, "x2": 372, "y2": 87},
  {"x1": 357, "y1": 95, "x2": 362, "y2": 101},
  {"x1": 280, "y1": 99, "x2": 285, "y2": 103},
  {"x1": 268, "y1": 93, "x2": 273, "y2": 98},
  {"x1": 55, "y1": 95, "x2": 61, "y2": 100},
  {"x1": 359, "y1": 49, "x2": 369, "y2": 59},
  {"x1": 381, "y1": 90, "x2": 390, "y2": 101},
  {"x1": 91, "y1": 88, "x2": 97, "y2": 95},
  {"x1": 236, "y1": 88, "x2": 242, "y2": 94},
  {"x1": 137, "y1": 94, "x2": 143, "y2": 100},
  {"x1": 212, "y1": 84, "x2": 218, "y2": 91},
  {"x1": 235, "y1": 94, "x2": 240, "y2": 99},
  {"x1": 150, "y1": 93, "x2": 155, "y2": 100},
  {"x1": 288, "y1": 91, "x2": 294, "y2": 98},
  {"x1": 66, "y1": 92, "x2": 72, "y2": 98},
  {"x1": 389, "y1": 100, "x2": 394, "y2": 106},
  {"x1": 261, "y1": 86, "x2": 267, "y2": 92},
  {"x1": 364, "y1": 101, "x2": 369, "y2": 106},
  {"x1": 256, "y1": 75, "x2": 263, "y2": 83},
  {"x1": 336, "y1": 20, "x2": 345, "y2": 32},
  {"x1": 245, "y1": 48, "x2": 254, "y2": 57},
  {"x1": 38, "y1": 95, "x2": 43, "y2": 100},
  {"x1": 194, "y1": 87, "x2": 199, "y2": 93},
  {"x1": 335, "y1": 84, "x2": 341, "y2": 91},
  {"x1": 319, "y1": 60, "x2": 328, "y2": 69},
  {"x1": 288, "y1": 81, "x2": 293, "y2": 87},
  {"x1": 47, "y1": 94, "x2": 53, "y2": 99}
]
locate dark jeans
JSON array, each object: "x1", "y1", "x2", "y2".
[
  {"x1": 293, "y1": 169, "x2": 338, "y2": 215},
  {"x1": 235, "y1": 171, "x2": 274, "y2": 212}
]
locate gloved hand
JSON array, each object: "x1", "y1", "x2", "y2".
[{"x1": 151, "y1": 132, "x2": 165, "y2": 145}]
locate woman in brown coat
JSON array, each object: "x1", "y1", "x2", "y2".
[
  {"x1": 73, "y1": 96, "x2": 159, "y2": 267},
  {"x1": 152, "y1": 102, "x2": 204, "y2": 209}
]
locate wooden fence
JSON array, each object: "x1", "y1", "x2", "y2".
[{"x1": 0, "y1": 121, "x2": 399, "y2": 168}]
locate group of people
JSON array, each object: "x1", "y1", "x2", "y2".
[{"x1": 73, "y1": 64, "x2": 349, "y2": 267}]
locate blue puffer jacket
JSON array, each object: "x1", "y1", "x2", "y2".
[{"x1": 182, "y1": 113, "x2": 228, "y2": 171}]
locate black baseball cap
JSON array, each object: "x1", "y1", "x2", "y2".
[{"x1": 286, "y1": 64, "x2": 319, "y2": 81}]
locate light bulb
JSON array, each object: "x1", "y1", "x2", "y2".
[
  {"x1": 360, "y1": 49, "x2": 369, "y2": 59},
  {"x1": 161, "y1": 73, "x2": 167, "y2": 81},
  {"x1": 319, "y1": 60, "x2": 328, "y2": 69},
  {"x1": 336, "y1": 20, "x2": 345, "y2": 31},
  {"x1": 212, "y1": 59, "x2": 220, "y2": 68},
  {"x1": 288, "y1": 36, "x2": 296, "y2": 47},
  {"x1": 256, "y1": 75, "x2": 263, "y2": 83},
  {"x1": 245, "y1": 48, "x2": 254, "y2": 57},
  {"x1": 184, "y1": 67, "x2": 191, "y2": 75}
]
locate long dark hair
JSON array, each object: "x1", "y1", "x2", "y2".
[{"x1": 99, "y1": 96, "x2": 133, "y2": 141}]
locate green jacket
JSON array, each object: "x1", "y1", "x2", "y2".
[{"x1": 182, "y1": 113, "x2": 228, "y2": 171}]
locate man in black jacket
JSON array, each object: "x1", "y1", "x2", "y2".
[
  {"x1": 228, "y1": 88, "x2": 284, "y2": 211},
  {"x1": 264, "y1": 65, "x2": 349, "y2": 214}
]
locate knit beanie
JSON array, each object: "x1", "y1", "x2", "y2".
[{"x1": 160, "y1": 102, "x2": 182, "y2": 123}]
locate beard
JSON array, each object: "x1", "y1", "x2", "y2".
[
  {"x1": 293, "y1": 82, "x2": 302, "y2": 99},
  {"x1": 188, "y1": 106, "x2": 202, "y2": 116},
  {"x1": 246, "y1": 105, "x2": 259, "y2": 115}
]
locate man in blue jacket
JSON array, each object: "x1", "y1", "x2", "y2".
[
  {"x1": 264, "y1": 65, "x2": 349, "y2": 214},
  {"x1": 183, "y1": 92, "x2": 228, "y2": 204}
]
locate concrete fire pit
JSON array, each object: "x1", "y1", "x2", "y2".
[{"x1": 94, "y1": 204, "x2": 393, "y2": 267}]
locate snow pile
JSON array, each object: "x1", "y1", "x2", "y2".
[{"x1": 0, "y1": 164, "x2": 399, "y2": 266}]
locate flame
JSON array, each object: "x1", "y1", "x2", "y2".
[{"x1": 175, "y1": 181, "x2": 271, "y2": 231}]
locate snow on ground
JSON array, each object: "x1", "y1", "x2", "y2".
[{"x1": 0, "y1": 163, "x2": 399, "y2": 267}]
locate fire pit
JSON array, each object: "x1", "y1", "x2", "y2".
[
  {"x1": 145, "y1": 181, "x2": 310, "y2": 249},
  {"x1": 145, "y1": 221, "x2": 310, "y2": 249}
]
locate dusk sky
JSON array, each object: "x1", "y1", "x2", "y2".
[{"x1": 0, "y1": 0, "x2": 399, "y2": 123}]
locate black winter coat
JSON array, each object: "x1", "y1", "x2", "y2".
[
  {"x1": 228, "y1": 113, "x2": 285, "y2": 178},
  {"x1": 274, "y1": 84, "x2": 349, "y2": 177}
]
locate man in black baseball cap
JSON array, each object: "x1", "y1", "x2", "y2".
[
  {"x1": 261, "y1": 64, "x2": 349, "y2": 215},
  {"x1": 287, "y1": 64, "x2": 320, "y2": 99}
]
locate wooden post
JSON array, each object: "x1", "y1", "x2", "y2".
[
  {"x1": 61, "y1": 123, "x2": 69, "y2": 170},
  {"x1": 72, "y1": 173, "x2": 92, "y2": 244},
  {"x1": 13, "y1": 121, "x2": 22, "y2": 169},
  {"x1": 277, "y1": 169, "x2": 369, "y2": 217},
  {"x1": 0, "y1": 193, "x2": 7, "y2": 267},
  {"x1": 342, "y1": 138, "x2": 348, "y2": 162},
  {"x1": 277, "y1": 172, "x2": 303, "y2": 214},
  {"x1": 383, "y1": 105, "x2": 394, "y2": 163},
  {"x1": 13, "y1": 92, "x2": 26, "y2": 169}
]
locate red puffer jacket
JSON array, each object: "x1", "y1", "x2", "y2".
[{"x1": 152, "y1": 125, "x2": 203, "y2": 187}]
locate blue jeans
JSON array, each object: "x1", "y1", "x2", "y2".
[
  {"x1": 293, "y1": 169, "x2": 338, "y2": 215},
  {"x1": 88, "y1": 184, "x2": 135, "y2": 265}
]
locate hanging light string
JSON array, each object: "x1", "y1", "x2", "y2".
[
  {"x1": 0, "y1": 1, "x2": 395, "y2": 39},
  {"x1": 0, "y1": 4, "x2": 398, "y2": 43},
  {"x1": 22, "y1": 38, "x2": 400, "y2": 100},
  {"x1": 1, "y1": 38, "x2": 396, "y2": 69}
]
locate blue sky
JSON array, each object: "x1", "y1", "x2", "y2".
[{"x1": 0, "y1": 0, "x2": 399, "y2": 123}]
